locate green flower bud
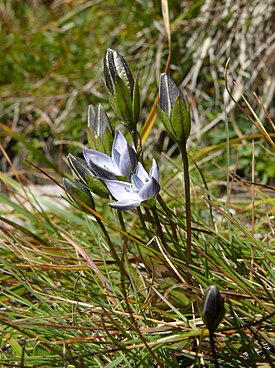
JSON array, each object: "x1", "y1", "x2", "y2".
[
  {"x1": 156, "y1": 73, "x2": 191, "y2": 146},
  {"x1": 202, "y1": 285, "x2": 225, "y2": 333},
  {"x1": 104, "y1": 48, "x2": 134, "y2": 96},
  {"x1": 67, "y1": 154, "x2": 109, "y2": 198},
  {"x1": 87, "y1": 104, "x2": 113, "y2": 154},
  {"x1": 88, "y1": 104, "x2": 112, "y2": 140},
  {"x1": 63, "y1": 178, "x2": 95, "y2": 212},
  {"x1": 103, "y1": 49, "x2": 140, "y2": 129}
]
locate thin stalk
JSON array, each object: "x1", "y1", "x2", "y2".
[
  {"x1": 180, "y1": 143, "x2": 192, "y2": 262},
  {"x1": 119, "y1": 261, "x2": 165, "y2": 367},
  {"x1": 116, "y1": 210, "x2": 134, "y2": 286},
  {"x1": 96, "y1": 216, "x2": 130, "y2": 286},
  {"x1": 96, "y1": 217, "x2": 120, "y2": 266},
  {"x1": 131, "y1": 128, "x2": 142, "y2": 161},
  {"x1": 117, "y1": 210, "x2": 128, "y2": 253},
  {"x1": 151, "y1": 205, "x2": 168, "y2": 250},
  {"x1": 209, "y1": 332, "x2": 219, "y2": 368},
  {"x1": 157, "y1": 194, "x2": 178, "y2": 242},
  {"x1": 137, "y1": 207, "x2": 152, "y2": 240}
]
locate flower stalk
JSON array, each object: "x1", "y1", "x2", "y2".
[
  {"x1": 157, "y1": 73, "x2": 192, "y2": 262},
  {"x1": 180, "y1": 143, "x2": 192, "y2": 263}
]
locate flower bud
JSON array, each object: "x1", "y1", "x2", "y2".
[
  {"x1": 202, "y1": 285, "x2": 225, "y2": 333},
  {"x1": 67, "y1": 154, "x2": 109, "y2": 198},
  {"x1": 88, "y1": 104, "x2": 112, "y2": 139},
  {"x1": 63, "y1": 178, "x2": 95, "y2": 212},
  {"x1": 156, "y1": 73, "x2": 191, "y2": 146},
  {"x1": 103, "y1": 48, "x2": 140, "y2": 129},
  {"x1": 87, "y1": 104, "x2": 113, "y2": 154},
  {"x1": 103, "y1": 48, "x2": 134, "y2": 95}
]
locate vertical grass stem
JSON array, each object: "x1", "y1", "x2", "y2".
[{"x1": 180, "y1": 143, "x2": 192, "y2": 263}]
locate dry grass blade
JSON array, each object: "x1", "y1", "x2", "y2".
[
  {"x1": 60, "y1": 231, "x2": 116, "y2": 304},
  {"x1": 225, "y1": 58, "x2": 275, "y2": 148}
]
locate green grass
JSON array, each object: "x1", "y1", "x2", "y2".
[{"x1": 1, "y1": 1, "x2": 274, "y2": 367}]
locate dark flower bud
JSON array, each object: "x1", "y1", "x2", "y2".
[
  {"x1": 202, "y1": 285, "x2": 225, "y2": 333},
  {"x1": 156, "y1": 73, "x2": 191, "y2": 145}
]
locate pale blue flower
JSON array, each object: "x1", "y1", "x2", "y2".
[
  {"x1": 83, "y1": 130, "x2": 137, "y2": 180},
  {"x1": 105, "y1": 159, "x2": 160, "y2": 210}
]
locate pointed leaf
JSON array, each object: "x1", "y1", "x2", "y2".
[{"x1": 84, "y1": 175, "x2": 109, "y2": 198}]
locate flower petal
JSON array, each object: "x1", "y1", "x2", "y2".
[
  {"x1": 83, "y1": 149, "x2": 120, "y2": 178},
  {"x1": 149, "y1": 159, "x2": 159, "y2": 182},
  {"x1": 117, "y1": 146, "x2": 137, "y2": 178},
  {"x1": 134, "y1": 162, "x2": 149, "y2": 185},
  {"x1": 104, "y1": 180, "x2": 140, "y2": 202},
  {"x1": 112, "y1": 130, "x2": 137, "y2": 178},
  {"x1": 109, "y1": 199, "x2": 141, "y2": 210},
  {"x1": 138, "y1": 177, "x2": 161, "y2": 201},
  {"x1": 112, "y1": 130, "x2": 128, "y2": 164}
]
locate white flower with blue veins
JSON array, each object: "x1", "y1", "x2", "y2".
[
  {"x1": 105, "y1": 159, "x2": 160, "y2": 210},
  {"x1": 83, "y1": 130, "x2": 137, "y2": 180},
  {"x1": 83, "y1": 129, "x2": 160, "y2": 210}
]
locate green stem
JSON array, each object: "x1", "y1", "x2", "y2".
[
  {"x1": 151, "y1": 205, "x2": 168, "y2": 250},
  {"x1": 180, "y1": 143, "x2": 192, "y2": 263},
  {"x1": 96, "y1": 217, "x2": 130, "y2": 283},
  {"x1": 157, "y1": 194, "x2": 178, "y2": 243},
  {"x1": 119, "y1": 259, "x2": 164, "y2": 367},
  {"x1": 131, "y1": 129, "x2": 142, "y2": 161},
  {"x1": 137, "y1": 207, "x2": 152, "y2": 241},
  {"x1": 96, "y1": 218, "x2": 120, "y2": 265}
]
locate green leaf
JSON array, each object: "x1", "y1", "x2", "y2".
[{"x1": 7, "y1": 336, "x2": 29, "y2": 358}]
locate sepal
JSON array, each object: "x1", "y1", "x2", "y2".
[
  {"x1": 171, "y1": 96, "x2": 191, "y2": 143},
  {"x1": 67, "y1": 154, "x2": 109, "y2": 198},
  {"x1": 87, "y1": 104, "x2": 113, "y2": 154},
  {"x1": 63, "y1": 178, "x2": 95, "y2": 212}
]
